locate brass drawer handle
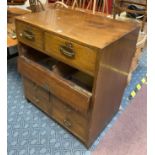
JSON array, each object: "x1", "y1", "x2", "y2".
[
  {"x1": 21, "y1": 30, "x2": 35, "y2": 41},
  {"x1": 60, "y1": 45, "x2": 75, "y2": 58},
  {"x1": 63, "y1": 119, "x2": 72, "y2": 128}
]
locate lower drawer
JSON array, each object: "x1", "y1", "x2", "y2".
[
  {"x1": 23, "y1": 77, "x2": 88, "y2": 142},
  {"x1": 51, "y1": 96, "x2": 88, "y2": 142},
  {"x1": 23, "y1": 77, "x2": 52, "y2": 114}
]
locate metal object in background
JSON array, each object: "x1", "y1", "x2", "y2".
[
  {"x1": 29, "y1": 0, "x2": 45, "y2": 12},
  {"x1": 49, "y1": 0, "x2": 112, "y2": 14},
  {"x1": 7, "y1": 0, "x2": 27, "y2": 5},
  {"x1": 128, "y1": 76, "x2": 147, "y2": 100}
]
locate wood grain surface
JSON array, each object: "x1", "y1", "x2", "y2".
[
  {"x1": 16, "y1": 8, "x2": 140, "y2": 147},
  {"x1": 15, "y1": 7, "x2": 139, "y2": 49}
]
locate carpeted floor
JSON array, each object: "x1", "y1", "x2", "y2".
[
  {"x1": 92, "y1": 84, "x2": 147, "y2": 155},
  {"x1": 7, "y1": 48, "x2": 147, "y2": 155}
]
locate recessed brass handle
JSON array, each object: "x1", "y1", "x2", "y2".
[
  {"x1": 63, "y1": 119, "x2": 72, "y2": 128},
  {"x1": 60, "y1": 45, "x2": 75, "y2": 58},
  {"x1": 22, "y1": 30, "x2": 34, "y2": 41}
]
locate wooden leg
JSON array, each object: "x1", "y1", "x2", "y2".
[
  {"x1": 103, "y1": 0, "x2": 105, "y2": 13},
  {"x1": 86, "y1": 0, "x2": 92, "y2": 10},
  {"x1": 25, "y1": 97, "x2": 31, "y2": 103},
  {"x1": 93, "y1": 0, "x2": 96, "y2": 14},
  {"x1": 106, "y1": 0, "x2": 109, "y2": 14},
  {"x1": 82, "y1": 0, "x2": 86, "y2": 9},
  {"x1": 72, "y1": 0, "x2": 78, "y2": 9},
  {"x1": 141, "y1": 14, "x2": 147, "y2": 32},
  {"x1": 7, "y1": 47, "x2": 18, "y2": 60}
]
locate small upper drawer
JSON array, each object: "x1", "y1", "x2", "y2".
[
  {"x1": 44, "y1": 33, "x2": 97, "y2": 76},
  {"x1": 16, "y1": 21, "x2": 43, "y2": 50}
]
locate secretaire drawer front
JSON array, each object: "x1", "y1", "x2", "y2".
[
  {"x1": 16, "y1": 21, "x2": 43, "y2": 50},
  {"x1": 51, "y1": 96, "x2": 88, "y2": 142},
  {"x1": 23, "y1": 77, "x2": 50, "y2": 114},
  {"x1": 23, "y1": 77, "x2": 36, "y2": 102},
  {"x1": 44, "y1": 33, "x2": 97, "y2": 76},
  {"x1": 18, "y1": 57, "x2": 92, "y2": 113}
]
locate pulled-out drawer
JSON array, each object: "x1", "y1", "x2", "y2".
[
  {"x1": 23, "y1": 77, "x2": 51, "y2": 114},
  {"x1": 51, "y1": 96, "x2": 88, "y2": 142},
  {"x1": 18, "y1": 56, "x2": 92, "y2": 114},
  {"x1": 44, "y1": 33, "x2": 97, "y2": 76},
  {"x1": 16, "y1": 21, "x2": 43, "y2": 50}
]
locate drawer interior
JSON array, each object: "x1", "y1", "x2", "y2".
[{"x1": 20, "y1": 45, "x2": 94, "y2": 93}]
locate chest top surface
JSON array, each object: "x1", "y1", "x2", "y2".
[{"x1": 16, "y1": 8, "x2": 139, "y2": 49}]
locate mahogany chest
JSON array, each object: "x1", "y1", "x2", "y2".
[{"x1": 15, "y1": 8, "x2": 139, "y2": 147}]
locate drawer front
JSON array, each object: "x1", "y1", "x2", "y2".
[
  {"x1": 51, "y1": 96, "x2": 88, "y2": 142},
  {"x1": 23, "y1": 77, "x2": 35, "y2": 102},
  {"x1": 45, "y1": 33, "x2": 97, "y2": 76},
  {"x1": 16, "y1": 21, "x2": 43, "y2": 50},
  {"x1": 18, "y1": 57, "x2": 92, "y2": 113},
  {"x1": 23, "y1": 77, "x2": 51, "y2": 114}
]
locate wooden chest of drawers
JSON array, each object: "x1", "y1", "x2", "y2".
[{"x1": 15, "y1": 8, "x2": 139, "y2": 147}]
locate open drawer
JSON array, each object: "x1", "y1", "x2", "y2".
[{"x1": 18, "y1": 51, "x2": 93, "y2": 114}]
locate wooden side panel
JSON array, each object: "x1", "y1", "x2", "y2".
[
  {"x1": 87, "y1": 28, "x2": 139, "y2": 146},
  {"x1": 130, "y1": 47, "x2": 142, "y2": 72}
]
